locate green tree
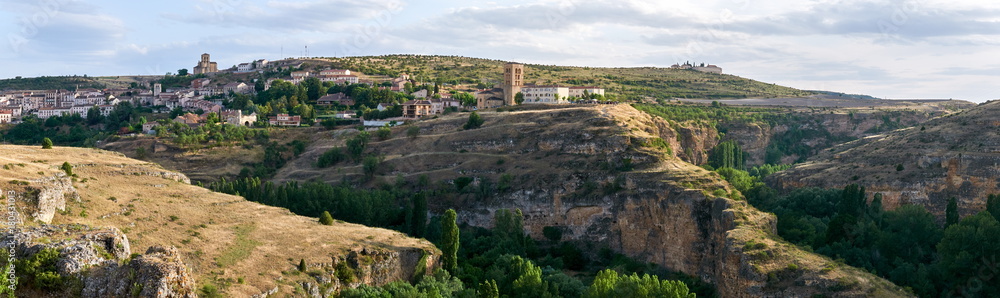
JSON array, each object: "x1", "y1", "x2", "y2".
[
  {"x1": 316, "y1": 147, "x2": 344, "y2": 168},
  {"x1": 441, "y1": 209, "x2": 459, "y2": 273},
  {"x1": 60, "y1": 162, "x2": 73, "y2": 176},
  {"x1": 319, "y1": 211, "x2": 334, "y2": 225},
  {"x1": 362, "y1": 155, "x2": 383, "y2": 180},
  {"x1": 41, "y1": 137, "x2": 53, "y2": 149},
  {"x1": 478, "y1": 280, "x2": 499, "y2": 298},
  {"x1": 86, "y1": 106, "x2": 103, "y2": 125},
  {"x1": 708, "y1": 140, "x2": 744, "y2": 170},
  {"x1": 454, "y1": 92, "x2": 476, "y2": 107},
  {"x1": 410, "y1": 192, "x2": 427, "y2": 238},
  {"x1": 988, "y1": 194, "x2": 1000, "y2": 222},
  {"x1": 514, "y1": 92, "x2": 524, "y2": 105},
  {"x1": 346, "y1": 132, "x2": 370, "y2": 161},
  {"x1": 406, "y1": 125, "x2": 420, "y2": 139},
  {"x1": 298, "y1": 259, "x2": 307, "y2": 272},
  {"x1": 464, "y1": 112, "x2": 484, "y2": 130},
  {"x1": 376, "y1": 126, "x2": 392, "y2": 140},
  {"x1": 585, "y1": 269, "x2": 695, "y2": 298},
  {"x1": 177, "y1": 68, "x2": 189, "y2": 76},
  {"x1": 937, "y1": 211, "x2": 1000, "y2": 297},
  {"x1": 946, "y1": 197, "x2": 959, "y2": 227}
]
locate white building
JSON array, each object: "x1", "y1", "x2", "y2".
[
  {"x1": 34, "y1": 107, "x2": 73, "y2": 119},
  {"x1": 568, "y1": 87, "x2": 605, "y2": 98},
  {"x1": 320, "y1": 69, "x2": 351, "y2": 76},
  {"x1": 521, "y1": 85, "x2": 570, "y2": 104},
  {"x1": 318, "y1": 75, "x2": 359, "y2": 84},
  {"x1": 237, "y1": 63, "x2": 253, "y2": 73}
]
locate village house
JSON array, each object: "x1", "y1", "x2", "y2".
[
  {"x1": 141, "y1": 122, "x2": 158, "y2": 134},
  {"x1": 173, "y1": 113, "x2": 203, "y2": 126},
  {"x1": 430, "y1": 98, "x2": 460, "y2": 114},
  {"x1": 334, "y1": 111, "x2": 355, "y2": 119},
  {"x1": 402, "y1": 100, "x2": 433, "y2": 118},
  {"x1": 221, "y1": 110, "x2": 257, "y2": 126},
  {"x1": 290, "y1": 71, "x2": 311, "y2": 84},
  {"x1": 191, "y1": 78, "x2": 211, "y2": 89},
  {"x1": 0, "y1": 110, "x2": 12, "y2": 124},
  {"x1": 236, "y1": 63, "x2": 253, "y2": 73},
  {"x1": 269, "y1": 114, "x2": 301, "y2": 126},
  {"x1": 223, "y1": 82, "x2": 251, "y2": 94},
  {"x1": 411, "y1": 89, "x2": 429, "y2": 99},
  {"x1": 317, "y1": 93, "x2": 354, "y2": 106},
  {"x1": 185, "y1": 99, "x2": 223, "y2": 113}
]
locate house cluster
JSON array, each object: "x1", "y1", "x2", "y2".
[
  {"x1": 669, "y1": 62, "x2": 723, "y2": 74},
  {"x1": 0, "y1": 88, "x2": 120, "y2": 122}
]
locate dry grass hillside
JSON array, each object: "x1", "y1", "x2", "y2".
[
  {"x1": 0, "y1": 145, "x2": 438, "y2": 297},
  {"x1": 273, "y1": 104, "x2": 910, "y2": 297},
  {"x1": 771, "y1": 100, "x2": 1000, "y2": 220}
]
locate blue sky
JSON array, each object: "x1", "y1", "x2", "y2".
[{"x1": 1, "y1": 0, "x2": 998, "y2": 101}]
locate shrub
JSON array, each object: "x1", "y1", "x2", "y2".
[
  {"x1": 376, "y1": 126, "x2": 392, "y2": 140},
  {"x1": 362, "y1": 156, "x2": 383, "y2": 179},
  {"x1": 60, "y1": 162, "x2": 73, "y2": 176},
  {"x1": 406, "y1": 125, "x2": 420, "y2": 139},
  {"x1": 298, "y1": 259, "x2": 307, "y2": 272},
  {"x1": 336, "y1": 262, "x2": 357, "y2": 283},
  {"x1": 316, "y1": 147, "x2": 344, "y2": 168},
  {"x1": 463, "y1": 112, "x2": 484, "y2": 130},
  {"x1": 319, "y1": 211, "x2": 334, "y2": 225},
  {"x1": 41, "y1": 138, "x2": 53, "y2": 149}
]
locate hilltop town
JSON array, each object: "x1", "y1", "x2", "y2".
[{"x1": 0, "y1": 54, "x2": 608, "y2": 131}]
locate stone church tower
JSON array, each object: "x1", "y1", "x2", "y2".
[
  {"x1": 193, "y1": 53, "x2": 219, "y2": 75},
  {"x1": 502, "y1": 62, "x2": 523, "y2": 106}
]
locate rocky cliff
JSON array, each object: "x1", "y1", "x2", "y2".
[
  {"x1": 0, "y1": 145, "x2": 438, "y2": 297},
  {"x1": 771, "y1": 101, "x2": 1000, "y2": 220},
  {"x1": 276, "y1": 104, "x2": 909, "y2": 297}
]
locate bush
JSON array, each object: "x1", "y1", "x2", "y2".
[
  {"x1": 316, "y1": 147, "x2": 344, "y2": 168},
  {"x1": 41, "y1": 138, "x2": 53, "y2": 149},
  {"x1": 376, "y1": 126, "x2": 392, "y2": 140},
  {"x1": 319, "y1": 211, "x2": 334, "y2": 225},
  {"x1": 60, "y1": 162, "x2": 73, "y2": 176},
  {"x1": 463, "y1": 112, "x2": 484, "y2": 130},
  {"x1": 362, "y1": 156, "x2": 383, "y2": 179},
  {"x1": 406, "y1": 125, "x2": 420, "y2": 139}
]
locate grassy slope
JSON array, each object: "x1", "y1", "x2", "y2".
[
  {"x1": 281, "y1": 55, "x2": 814, "y2": 100},
  {"x1": 0, "y1": 145, "x2": 437, "y2": 296}
]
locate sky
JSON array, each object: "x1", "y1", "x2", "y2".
[{"x1": 0, "y1": 0, "x2": 998, "y2": 101}]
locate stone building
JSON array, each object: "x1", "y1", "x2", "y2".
[
  {"x1": 193, "y1": 53, "x2": 219, "y2": 75},
  {"x1": 502, "y1": 62, "x2": 524, "y2": 106}
]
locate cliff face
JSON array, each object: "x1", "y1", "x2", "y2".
[
  {"x1": 771, "y1": 101, "x2": 1000, "y2": 220},
  {"x1": 281, "y1": 104, "x2": 909, "y2": 297},
  {"x1": 720, "y1": 109, "x2": 949, "y2": 166},
  {"x1": 0, "y1": 146, "x2": 438, "y2": 297}
]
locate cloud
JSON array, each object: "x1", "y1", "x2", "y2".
[
  {"x1": 723, "y1": 1, "x2": 1000, "y2": 40},
  {"x1": 2, "y1": 0, "x2": 126, "y2": 58},
  {"x1": 165, "y1": 0, "x2": 405, "y2": 33}
]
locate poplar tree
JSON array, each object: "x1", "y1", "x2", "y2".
[{"x1": 441, "y1": 209, "x2": 459, "y2": 273}]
